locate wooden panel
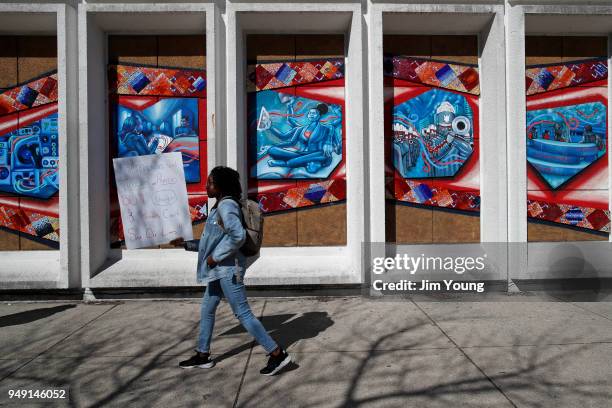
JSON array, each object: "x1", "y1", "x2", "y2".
[
  {"x1": 383, "y1": 35, "x2": 432, "y2": 58},
  {"x1": 525, "y1": 36, "x2": 563, "y2": 66},
  {"x1": 431, "y1": 35, "x2": 478, "y2": 65},
  {"x1": 432, "y1": 211, "x2": 480, "y2": 243},
  {"x1": 528, "y1": 221, "x2": 608, "y2": 242},
  {"x1": 562, "y1": 36, "x2": 607, "y2": 62},
  {"x1": 0, "y1": 229, "x2": 20, "y2": 251},
  {"x1": 0, "y1": 195, "x2": 20, "y2": 250},
  {"x1": 262, "y1": 211, "x2": 297, "y2": 247},
  {"x1": 0, "y1": 36, "x2": 18, "y2": 88},
  {"x1": 297, "y1": 204, "x2": 346, "y2": 246},
  {"x1": 158, "y1": 35, "x2": 206, "y2": 69},
  {"x1": 295, "y1": 35, "x2": 344, "y2": 59},
  {"x1": 247, "y1": 35, "x2": 295, "y2": 63},
  {"x1": 192, "y1": 221, "x2": 205, "y2": 240},
  {"x1": 528, "y1": 221, "x2": 566, "y2": 242},
  {"x1": 19, "y1": 234, "x2": 53, "y2": 250},
  {"x1": 108, "y1": 35, "x2": 157, "y2": 66},
  {"x1": 564, "y1": 227, "x2": 608, "y2": 241},
  {"x1": 17, "y1": 36, "x2": 57, "y2": 81},
  {"x1": 387, "y1": 203, "x2": 433, "y2": 244}
]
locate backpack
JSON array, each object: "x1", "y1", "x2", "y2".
[{"x1": 217, "y1": 197, "x2": 264, "y2": 257}]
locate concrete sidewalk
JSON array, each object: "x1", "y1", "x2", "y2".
[{"x1": 1, "y1": 292, "x2": 612, "y2": 407}]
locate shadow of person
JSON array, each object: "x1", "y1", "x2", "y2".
[
  {"x1": 544, "y1": 243, "x2": 603, "y2": 301},
  {"x1": 0, "y1": 304, "x2": 76, "y2": 328},
  {"x1": 213, "y1": 312, "x2": 334, "y2": 366}
]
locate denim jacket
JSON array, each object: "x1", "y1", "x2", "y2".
[{"x1": 185, "y1": 198, "x2": 246, "y2": 284}]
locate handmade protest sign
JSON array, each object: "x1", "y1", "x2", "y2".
[{"x1": 113, "y1": 152, "x2": 193, "y2": 249}]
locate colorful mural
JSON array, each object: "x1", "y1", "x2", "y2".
[
  {"x1": 247, "y1": 59, "x2": 346, "y2": 214},
  {"x1": 252, "y1": 91, "x2": 342, "y2": 179},
  {"x1": 526, "y1": 58, "x2": 610, "y2": 233},
  {"x1": 0, "y1": 71, "x2": 60, "y2": 247},
  {"x1": 385, "y1": 55, "x2": 480, "y2": 213},
  {"x1": 115, "y1": 98, "x2": 201, "y2": 183},
  {"x1": 393, "y1": 89, "x2": 474, "y2": 179},
  {"x1": 389, "y1": 56, "x2": 480, "y2": 96},
  {"x1": 527, "y1": 102, "x2": 606, "y2": 189},
  {"x1": 108, "y1": 64, "x2": 208, "y2": 246}
]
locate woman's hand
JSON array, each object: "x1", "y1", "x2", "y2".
[
  {"x1": 206, "y1": 255, "x2": 217, "y2": 268},
  {"x1": 169, "y1": 237, "x2": 185, "y2": 247}
]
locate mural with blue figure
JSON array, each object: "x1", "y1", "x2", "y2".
[
  {"x1": 527, "y1": 101, "x2": 607, "y2": 189},
  {"x1": 250, "y1": 90, "x2": 342, "y2": 179},
  {"x1": 115, "y1": 98, "x2": 201, "y2": 183},
  {"x1": 392, "y1": 89, "x2": 474, "y2": 179},
  {"x1": 0, "y1": 112, "x2": 59, "y2": 199}
]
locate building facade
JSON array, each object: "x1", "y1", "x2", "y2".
[{"x1": 1, "y1": 0, "x2": 611, "y2": 291}]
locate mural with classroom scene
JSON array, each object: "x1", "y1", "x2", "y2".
[
  {"x1": 107, "y1": 35, "x2": 208, "y2": 248},
  {"x1": 525, "y1": 36, "x2": 610, "y2": 241}
]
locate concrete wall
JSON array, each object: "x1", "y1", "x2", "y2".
[{"x1": 1, "y1": 0, "x2": 612, "y2": 290}]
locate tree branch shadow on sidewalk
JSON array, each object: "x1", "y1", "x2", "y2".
[
  {"x1": 333, "y1": 329, "x2": 611, "y2": 408},
  {"x1": 0, "y1": 304, "x2": 76, "y2": 328},
  {"x1": 212, "y1": 311, "x2": 334, "y2": 366},
  {"x1": 233, "y1": 302, "x2": 612, "y2": 408},
  {"x1": 2, "y1": 300, "x2": 612, "y2": 408}
]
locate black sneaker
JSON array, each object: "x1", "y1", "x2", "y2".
[
  {"x1": 260, "y1": 348, "x2": 291, "y2": 376},
  {"x1": 179, "y1": 352, "x2": 215, "y2": 369}
]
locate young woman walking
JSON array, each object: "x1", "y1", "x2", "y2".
[{"x1": 173, "y1": 166, "x2": 291, "y2": 376}]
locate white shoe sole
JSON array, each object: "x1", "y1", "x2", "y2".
[
  {"x1": 180, "y1": 361, "x2": 215, "y2": 369},
  {"x1": 262, "y1": 354, "x2": 291, "y2": 376}
]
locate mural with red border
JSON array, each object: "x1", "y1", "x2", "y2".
[
  {"x1": 108, "y1": 64, "x2": 208, "y2": 246},
  {"x1": 384, "y1": 56, "x2": 481, "y2": 213},
  {"x1": 0, "y1": 71, "x2": 60, "y2": 248},
  {"x1": 247, "y1": 59, "x2": 346, "y2": 214},
  {"x1": 526, "y1": 58, "x2": 610, "y2": 233}
]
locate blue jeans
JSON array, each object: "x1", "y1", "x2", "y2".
[{"x1": 197, "y1": 273, "x2": 278, "y2": 354}]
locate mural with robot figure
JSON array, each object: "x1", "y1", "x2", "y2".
[
  {"x1": 0, "y1": 70, "x2": 60, "y2": 248},
  {"x1": 385, "y1": 55, "x2": 481, "y2": 214},
  {"x1": 392, "y1": 89, "x2": 474, "y2": 179}
]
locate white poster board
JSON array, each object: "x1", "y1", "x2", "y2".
[{"x1": 113, "y1": 152, "x2": 193, "y2": 249}]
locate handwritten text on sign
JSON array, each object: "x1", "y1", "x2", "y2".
[{"x1": 113, "y1": 152, "x2": 193, "y2": 249}]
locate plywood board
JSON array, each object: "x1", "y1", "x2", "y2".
[
  {"x1": 262, "y1": 211, "x2": 298, "y2": 247},
  {"x1": 247, "y1": 35, "x2": 295, "y2": 63},
  {"x1": 387, "y1": 203, "x2": 433, "y2": 244},
  {"x1": 431, "y1": 35, "x2": 478, "y2": 65},
  {"x1": 108, "y1": 35, "x2": 157, "y2": 66},
  {"x1": 297, "y1": 204, "x2": 346, "y2": 246},
  {"x1": 432, "y1": 210, "x2": 480, "y2": 243},
  {"x1": 295, "y1": 35, "x2": 344, "y2": 59},
  {"x1": 158, "y1": 35, "x2": 206, "y2": 69},
  {"x1": 17, "y1": 36, "x2": 56, "y2": 81},
  {"x1": 0, "y1": 36, "x2": 18, "y2": 88}
]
